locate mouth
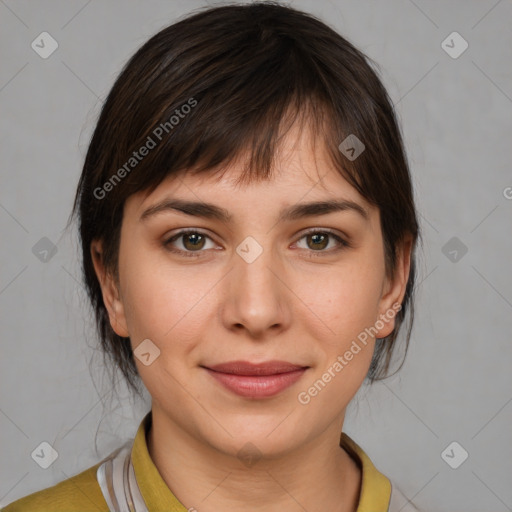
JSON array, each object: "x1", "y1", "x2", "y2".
[{"x1": 202, "y1": 360, "x2": 309, "y2": 399}]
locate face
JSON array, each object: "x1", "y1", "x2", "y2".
[{"x1": 92, "y1": 122, "x2": 411, "y2": 459}]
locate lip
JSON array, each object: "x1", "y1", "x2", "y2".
[{"x1": 204, "y1": 360, "x2": 308, "y2": 399}]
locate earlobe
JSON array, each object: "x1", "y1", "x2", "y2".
[
  {"x1": 375, "y1": 235, "x2": 413, "y2": 339},
  {"x1": 90, "y1": 240, "x2": 130, "y2": 338}
]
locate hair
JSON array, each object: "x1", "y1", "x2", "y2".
[{"x1": 68, "y1": 1, "x2": 420, "y2": 397}]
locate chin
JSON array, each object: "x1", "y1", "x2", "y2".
[{"x1": 199, "y1": 413, "x2": 313, "y2": 462}]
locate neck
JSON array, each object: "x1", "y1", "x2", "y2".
[{"x1": 146, "y1": 408, "x2": 361, "y2": 512}]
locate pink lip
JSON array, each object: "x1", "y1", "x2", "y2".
[{"x1": 204, "y1": 361, "x2": 308, "y2": 399}]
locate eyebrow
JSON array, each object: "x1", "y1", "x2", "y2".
[{"x1": 140, "y1": 198, "x2": 369, "y2": 223}]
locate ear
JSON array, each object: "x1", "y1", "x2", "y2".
[
  {"x1": 90, "y1": 239, "x2": 129, "y2": 338},
  {"x1": 374, "y1": 235, "x2": 414, "y2": 339}
]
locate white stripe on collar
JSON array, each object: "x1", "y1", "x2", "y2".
[{"x1": 96, "y1": 441, "x2": 149, "y2": 512}]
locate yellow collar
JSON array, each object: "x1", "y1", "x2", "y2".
[
  {"x1": 340, "y1": 431, "x2": 392, "y2": 511},
  {"x1": 132, "y1": 412, "x2": 391, "y2": 511}
]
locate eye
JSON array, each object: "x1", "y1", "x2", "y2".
[
  {"x1": 164, "y1": 230, "x2": 218, "y2": 256},
  {"x1": 163, "y1": 228, "x2": 350, "y2": 258},
  {"x1": 294, "y1": 229, "x2": 349, "y2": 254}
]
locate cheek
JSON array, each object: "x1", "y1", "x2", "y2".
[
  {"x1": 294, "y1": 256, "x2": 384, "y2": 347},
  {"x1": 118, "y1": 243, "x2": 215, "y2": 346},
  {"x1": 293, "y1": 261, "x2": 383, "y2": 412},
  {"x1": 118, "y1": 247, "x2": 214, "y2": 397}
]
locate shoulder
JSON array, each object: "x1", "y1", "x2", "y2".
[{"x1": 1, "y1": 462, "x2": 108, "y2": 512}]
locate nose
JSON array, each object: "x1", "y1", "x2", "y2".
[{"x1": 220, "y1": 239, "x2": 292, "y2": 339}]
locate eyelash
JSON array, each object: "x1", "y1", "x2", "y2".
[{"x1": 163, "y1": 229, "x2": 350, "y2": 258}]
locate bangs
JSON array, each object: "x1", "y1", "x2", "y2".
[
  {"x1": 106, "y1": 42, "x2": 361, "y2": 202},
  {"x1": 136, "y1": 96, "x2": 345, "y2": 195},
  {"x1": 81, "y1": 2, "x2": 396, "y2": 222}
]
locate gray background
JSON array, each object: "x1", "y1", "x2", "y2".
[{"x1": 1, "y1": 1, "x2": 511, "y2": 510}]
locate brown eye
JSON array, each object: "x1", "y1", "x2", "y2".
[
  {"x1": 164, "y1": 230, "x2": 217, "y2": 256},
  {"x1": 306, "y1": 232, "x2": 329, "y2": 250},
  {"x1": 295, "y1": 230, "x2": 349, "y2": 254},
  {"x1": 182, "y1": 232, "x2": 206, "y2": 251}
]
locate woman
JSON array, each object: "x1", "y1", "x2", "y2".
[{"x1": 3, "y1": 2, "x2": 421, "y2": 510}]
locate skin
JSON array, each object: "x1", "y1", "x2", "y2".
[{"x1": 92, "y1": 121, "x2": 412, "y2": 512}]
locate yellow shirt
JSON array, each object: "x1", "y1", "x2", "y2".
[{"x1": 2, "y1": 412, "x2": 398, "y2": 512}]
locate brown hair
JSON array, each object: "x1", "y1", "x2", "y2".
[{"x1": 69, "y1": 1, "x2": 420, "y2": 396}]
